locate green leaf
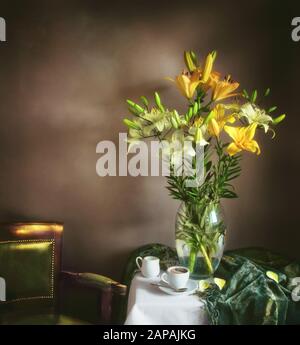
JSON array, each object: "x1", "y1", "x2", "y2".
[
  {"x1": 264, "y1": 88, "x2": 271, "y2": 96},
  {"x1": 268, "y1": 106, "x2": 277, "y2": 113},
  {"x1": 221, "y1": 190, "x2": 238, "y2": 198},
  {"x1": 242, "y1": 89, "x2": 249, "y2": 99},
  {"x1": 251, "y1": 89, "x2": 257, "y2": 103},
  {"x1": 205, "y1": 161, "x2": 212, "y2": 171}
]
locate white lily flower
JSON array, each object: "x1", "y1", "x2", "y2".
[
  {"x1": 239, "y1": 103, "x2": 273, "y2": 133},
  {"x1": 142, "y1": 108, "x2": 172, "y2": 136},
  {"x1": 162, "y1": 130, "x2": 196, "y2": 175}
]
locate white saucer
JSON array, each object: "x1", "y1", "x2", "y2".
[{"x1": 158, "y1": 279, "x2": 198, "y2": 296}]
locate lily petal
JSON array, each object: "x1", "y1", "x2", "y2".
[
  {"x1": 227, "y1": 142, "x2": 241, "y2": 156},
  {"x1": 224, "y1": 125, "x2": 239, "y2": 142}
]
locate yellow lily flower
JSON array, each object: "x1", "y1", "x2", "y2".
[
  {"x1": 207, "y1": 104, "x2": 236, "y2": 137},
  {"x1": 169, "y1": 52, "x2": 219, "y2": 99},
  {"x1": 224, "y1": 123, "x2": 261, "y2": 156},
  {"x1": 171, "y1": 70, "x2": 202, "y2": 99},
  {"x1": 211, "y1": 75, "x2": 240, "y2": 101}
]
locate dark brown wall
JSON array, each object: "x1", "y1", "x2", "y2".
[{"x1": 0, "y1": 0, "x2": 299, "y2": 280}]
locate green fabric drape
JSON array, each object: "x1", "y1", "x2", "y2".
[
  {"x1": 205, "y1": 248, "x2": 300, "y2": 325},
  {"x1": 123, "y1": 244, "x2": 300, "y2": 325}
]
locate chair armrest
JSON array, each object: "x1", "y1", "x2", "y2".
[{"x1": 60, "y1": 271, "x2": 127, "y2": 325}]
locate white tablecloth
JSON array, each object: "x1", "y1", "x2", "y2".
[{"x1": 125, "y1": 273, "x2": 208, "y2": 325}]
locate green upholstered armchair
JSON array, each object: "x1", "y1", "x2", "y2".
[{"x1": 0, "y1": 222, "x2": 126, "y2": 325}]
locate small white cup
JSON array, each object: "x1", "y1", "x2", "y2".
[
  {"x1": 136, "y1": 256, "x2": 160, "y2": 278},
  {"x1": 161, "y1": 266, "x2": 189, "y2": 289}
]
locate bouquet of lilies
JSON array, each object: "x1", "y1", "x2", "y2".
[{"x1": 122, "y1": 50, "x2": 285, "y2": 276}]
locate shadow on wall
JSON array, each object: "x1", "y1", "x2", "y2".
[{"x1": 0, "y1": 0, "x2": 299, "y2": 279}]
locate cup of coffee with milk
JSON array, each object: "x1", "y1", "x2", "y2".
[{"x1": 161, "y1": 266, "x2": 189, "y2": 289}]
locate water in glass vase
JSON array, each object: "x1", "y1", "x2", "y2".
[{"x1": 175, "y1": 202, "x2": 226, "y2": 280}]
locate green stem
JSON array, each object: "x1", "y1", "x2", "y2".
[
  {"x1": 200, "y1": 243, "x2": 214, "y2": 275},
  {"x1": 188, "y1": 248, "x2": 197, "y2": 273}
]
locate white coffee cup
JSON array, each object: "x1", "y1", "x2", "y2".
[
  {"x1": 161, "y1": 266, "x2": 189, "y2": 289},
  {"x1": 136, "y1": 256, "x2": 160, "y2": 278}
]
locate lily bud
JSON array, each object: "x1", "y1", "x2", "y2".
[
  {"x1": 202, "y1": 53, "x2": 213, "y2": 83},
  {"x1": 154, "y1": 92, "x2": 165, "y2": 112},
  {"x1": 185, "y1": 106, "x2": 194, "y2": 122},
  {"x1": 140, "y1": 96, "x2": 149, "y2": 108},
  {"x1": 184, "y1": 51, "x2": 196, "y2": 72},
  {"x1": 123, "y1": 119, "x2": 140, "y2": 130},
  {"x1": 126, "y1": 100, "x2": 144, "y2": 114},
  {"x1": 204, "y1": 110, "x2": 215, "y2": 125},
  {"x1": 211, "y1": 50, "x2": 217, "y2": 62},
  {"x1": 190, "y1": 51, "x2": 198, "y2": 66},
  {"x1": 193, "y1": 102, "x2": 199, "y2": 115},
  {"x1": 170, "y1": 116, "x2": 179, "y2": 129},
  {"x1": 194, "y1": 127, "x2": 203, "y2": 143},
  {"x1": 273, "y1": 114, "x2": 286, "y2": 125},
  {"x1": 174, "y1": 110, "x2": 180, "y2": 122}
]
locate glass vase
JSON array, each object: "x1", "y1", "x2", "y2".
[{"x1": 175, "y1": 201, "x2": 226, "y2": 280}]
